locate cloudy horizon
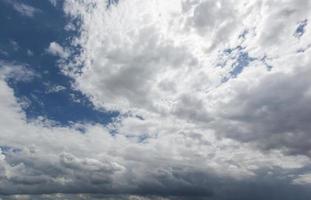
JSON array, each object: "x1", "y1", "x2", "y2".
[{"x1": 0, "y1": 0, "x2": 311, "y2": 199}]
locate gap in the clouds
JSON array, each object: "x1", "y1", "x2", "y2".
[
  {"x1": 218, "y1": 42, "x2": 273, "y2": 83},
  {"x1": 294, "y1": 19, "x2": 308, "y2": 39},
  {"x1": 0, "y1": 0, "x2": 119, "y2": 127},
  {"x1": 228, "y1": 47, "x2": 255, "y2": 77},
  {"x1": 0, "y1": 145, "x2": 21, "y2": 154},
  {"x1": 219, "y1": 46, "x2": 255, "y2": 79}
]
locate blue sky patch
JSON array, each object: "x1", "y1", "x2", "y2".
[
  {"x1": 219, "y1": 46, "x2": 255, "y2": 78},
  {"x1": 0, "y1": 0, "x2": 118, "y2": 126},
  {"x1": 230, "y1": 50, "x2": 254, "y2": 77},
  {"x1": 218, "y1": 42, "x2": 273, "y2": 84},
  {"x1": 294, "y1": 19, "x2": 308, "y2": 38}
]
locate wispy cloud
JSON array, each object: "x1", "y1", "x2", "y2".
[{"x1": 3, "y1": 0, "x2": 40, "y2": 17}]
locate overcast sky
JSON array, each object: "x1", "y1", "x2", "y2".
[{"x1": 0, "y1": 0, "x2": 311, "y2": 199}]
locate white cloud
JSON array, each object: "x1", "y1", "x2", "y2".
[
  {"x1": 46, "y1": 42, "x2": 69, "y2": 58},
  {"x1": 46, "y1": 85, "x2": 66, "y2": 93},
  {"x1": 62, "y1": 0, "x2": 311, "y2": 156},
  {"x1": 293, "y1": 173, "x2": 311, "y2": 185},
  {"x1": 0, "y1": 61, "x2": 35, "y2": 82}
]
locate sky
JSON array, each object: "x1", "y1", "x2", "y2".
[{"x1": 0, "y1": 0, "x2": 311, "y2": 199}]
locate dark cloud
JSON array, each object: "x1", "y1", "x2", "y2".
[
  {"x1": 213, "y1": 64, "x2": 311, "y2": 157},
  {"x1": 1, "y1": 150, "x2": 311, "y2": 200}
]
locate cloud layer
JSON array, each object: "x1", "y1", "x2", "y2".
[
  {"x1": 1, "y1": 0, "x2": 311, "y2": 199},
  {"x1": 63, "y1": 0, "x2": 311, "y2": 155}
]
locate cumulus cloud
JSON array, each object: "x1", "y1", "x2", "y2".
[
  {"x1": 0, "y1": 60, "x2": 310, "y2": 199},
  {"x1": 62, "y1": 0, "x2": 311, "y2": 155},
  {"x1": 210, "y1": 63, "x2": 311, "y2": 156},
  {"x1": 46, "y1": 42, "x2": 69, "y2": 58},
  {"x1": 1, "y1": 61, "x2": 311, "y2": 198}
]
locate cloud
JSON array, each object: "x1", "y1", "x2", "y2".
[
  {"x1": 1, "y1": 62, "x2": 311, "y2": 198},
  {"x1": 1, "y1": 0, "x2": 311, "y2": 199},
  {"x1": 26, "y1": 50, "x2": 34, "y2": 56},
  {"x1": 210, "y1": 63, "x2": 311, "y2": 156},
  {"x1": 3, "y1": 1, "x2": 40, "y2": 17},
  {"x1": 0, "y1": 61, "x2": 35, "y2": 82},
  {"x1": 46, "y1": 42, "x2": 69, "y2": 58},
  {"x1": 62, "y1": 0, "x2": 311, "y2": 154},
  {"x1": 46, "y1": 85, "x2": 66, "y2": 94},
  {"x1": 49, "y1": 0, "x2": 58, "y2": 7},
  {"x1": 55, "y1": 0, "x2": 311, "y2": 197},
  {"x1": 293, "y1": 173, "x2": 311, "y2": 185}
]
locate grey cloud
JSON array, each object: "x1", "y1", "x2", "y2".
[
  {"x1": 75, "y1": 25, "x2": 195, "y2": 111},
  {"x1": 0, "y1": 149, "x2": 122, "y2": 195},
  {"x1": 191, "y1": 0, "x2": 236, "y2": 33},
  {"x1": 172, "y1": 94, "x2": 212, "y2": 123},
  {"x1": 257, "y1": 0, "x2": 311, "y2": 47},
  {"x1": 1, "y1": 169, "x2": 311, "y2": 200},
  {"x1": 213, "y1": 61, "x2": 311, "y2": 157}
]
